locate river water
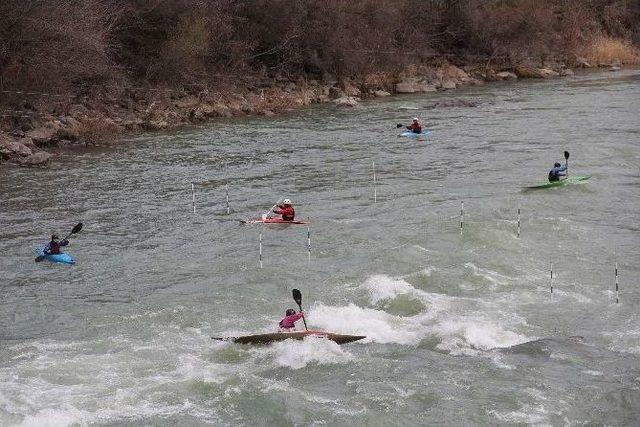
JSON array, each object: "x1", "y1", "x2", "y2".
[{"x1": 1, "y1": 69, "x2": 639, "y2": 426}]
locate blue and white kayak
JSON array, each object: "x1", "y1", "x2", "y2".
[
  {"x1": 34, "y1": 246, "x2": 75, "y2": 265},
  {"x1": 399, "y1": 131, "x2": 430, "y2": 138}
]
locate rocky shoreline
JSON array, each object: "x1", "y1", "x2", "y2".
[{"x1": 0, "y1": 58, "x2": 624, "y2": 167}]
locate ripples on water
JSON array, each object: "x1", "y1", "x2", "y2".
[{"x1": 1, "y1": 70, "x2": 639, "y2": 425}]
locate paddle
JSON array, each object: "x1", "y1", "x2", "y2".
[
  {"x1": 35, "y1": 222, "x2": 83, "y2": 262},
  {"x1": 62, "y1": 222, "x2": 83, "y2": 241},
  {"x1": 396, "y1": 123, "x2": 404, "y2": 128},
  {"x1": 564, "y1": 151, "x2": 570, "y2": 178},
  {"x1": 262, "y1": 199, "x2": 282, "y2": 221},
  {"x1": 292, "y1": 288, "x2": 308, "y2": 331}
]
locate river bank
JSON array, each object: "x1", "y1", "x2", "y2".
[{"x1": 0, "y1": 58, "x2": 626, "y2": 167}]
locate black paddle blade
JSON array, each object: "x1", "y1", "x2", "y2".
[
  {"x1": 564, "y1": 151, "x2": 570, "y2": 160},
  {"x1": 292, "y1": 288, "x2": 302, "y2": 306},
  {"x1": 396, "y1": 123, "x2": 403, "y2": 128},
  {"x1": 71, "y1": 222, "x2": 83, "y2": 234}
]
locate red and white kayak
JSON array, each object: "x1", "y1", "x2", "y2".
[
  {"x1": 212, "y1": 330, "x2": 365, "y2": 345},
  {"x1": 240, "y1": 218, "x2": 310, "y2": 225}
]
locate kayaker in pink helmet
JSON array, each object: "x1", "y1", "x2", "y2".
[{"x1": 279, "y1": 308, "x2": 304, "y2": 330}]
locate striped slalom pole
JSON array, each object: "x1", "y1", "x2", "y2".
[
  {"x1": 517, "y1": 207, "x2": 521, "y2": 237},
  {"x1": 615, "y1": 261, "x2": 619, "y2": 304},
  {"x1": 373, "y1": 161, "x2": 377, "y2": 204},
  {"x1": 307, "y1": 221, "x2": 311, "y2": 264},
  {"x1": 259, "y1": 233, "x2": 263, "y2": 268},
  {"x1": 550, "y1": 263, "x2": 553, "y2": 293},
  {"x1": 225, "y1": 183, "x2": 230, "y2": 214},
  {"x1": 460, "y1": 201, "x2": 464, "y2": 235},
  {"x1": 191, "y1": 183, "x2": 196, "y2": 214}
]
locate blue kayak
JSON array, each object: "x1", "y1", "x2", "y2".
[
  {"x1": 399, "y1": 131, "x2": 430, "y2": 138},
  {"x1": 34, "y1": 246, "x2": 75, "y2": 265}
]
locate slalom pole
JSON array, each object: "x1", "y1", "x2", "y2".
[
  {"x1": 460, "y1": 201, "x2": 464, "y2": 235},
  {"x1": 550, "y1": 262, "x2": 553, "y2": 293},
  {"x1": 373, "y1": 161, "x2": 377, "y2": 204},
  {"x1": 517, "y1": 207, "x2": 521, "y2": 237},
  {"x1": 615, "y1": 261, "x2": 619, "y2": 304},
  {"x1": 259, "y1": 232, "x2": 263, "y2": 268},
  {"x1": 307, "y1": 220, "x2": 311, "y2": 265},
  {"x1": 225, "y1": 183, "x2": 230, "y2": 214},
  {"x1": 192, "y1": 183, "x2": 196, "y2": 214}
]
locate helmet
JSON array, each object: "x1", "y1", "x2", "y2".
[
  {"x1": 412, "y1": 117, "x2": 419, "y2": 122},
  {"x1": 554, "y1": 162, "x2": 561, "y2": 167},
  {"x1": 282, "y1": 199, "x2": 292, "y2": 205},
  {"x1": 285, "y1": 308, "x2": 296, "y2": 316},
  {"x1": 51, "y1": 234, "x2": 59, "y2": 240}
]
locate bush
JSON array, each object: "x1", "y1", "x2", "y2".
[
  {"x1": 581, "y1": 36, "x2": 640, "y2": 64},
  {"x1": 0, "y1": 0, "x2": 638, "y2": 112}
]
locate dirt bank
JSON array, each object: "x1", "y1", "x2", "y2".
[{"x1": 0, "y1": 58, "x2": 626, "y2": 167}]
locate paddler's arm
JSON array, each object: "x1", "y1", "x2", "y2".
[{"x1": 558, "y1": 165, "x2": 567, "y2": 178}]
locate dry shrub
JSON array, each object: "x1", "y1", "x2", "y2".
[
  {"x1": 588, "y1": 36, "x2": 639, "y2": 64},
  {"x1": 1, "y1": 0, "x2": 639, "y2": 117},
  {"x1": 582, "y1": 36, "x2": 640, "y2": 64},
  {"x1": 0, "y1": 0, "x2": 119, "y2": 100},
  {"x1": 75, "y1": 118, "x2": 122, "y2": 145}
]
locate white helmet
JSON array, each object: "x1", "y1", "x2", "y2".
[
  {"x1": 413, "y1": 117, "x2": 419, "y2": 122},
  {"x1": 283, "y1": 199, "x2": 292, "y2": 205}
]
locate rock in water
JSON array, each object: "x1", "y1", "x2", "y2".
[
  {"x1": 19, "y1": 151, "x2": 52, "y2": 166},
  {"x1": 333, "y1": 97, "x2": 359, "y2": 108}
]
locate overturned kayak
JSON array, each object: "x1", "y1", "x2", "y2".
[
  {"x1": 34, "y1": 246, "x2": 75, "y2": 265},
  {"x1": 240, "y1": 218, "x2": 310, "y2": 225},
  {"x1": 212, "y1": 330, "x2": 366, "y2": 345},
  {"x1": 398, "y1": 131, "x2": 429, "y2": 138},
  {"x1": 526, "y1": 175, "x2": 591, "y2": 190}
]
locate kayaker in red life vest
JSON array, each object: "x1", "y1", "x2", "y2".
[
  {"x1": 46, "y1": 234, "x2": 69, "y2": 255},
  {"x1": 279, "y1": 308, "x2": 304, "y2": 330},
  {"x1": 406, "y1": 117, "x2": 422, "y2": 134},
  {"x1": 273, "y1": 199, "x2": 295, "y2": 221}
]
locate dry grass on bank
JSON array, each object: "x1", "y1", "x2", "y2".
[
  {"x1": 581, "y1": 36, "x2": 640, "y2": 65},
  {"x1": 75, "y1": 118, "x2": 122, "y2": 145}
]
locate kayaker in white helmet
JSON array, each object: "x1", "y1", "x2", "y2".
[
  {"x1": 273, "y1": 199, "x2": 295, "y2": 221},
  {"x1": 406, "y1": 117, "x2": 422, "y2": 134}
]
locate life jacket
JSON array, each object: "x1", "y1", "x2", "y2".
[
  {"x1": 407, "y1": 123, "x2": 422, "y2": 134},
  {"x1": 48, "y1": 240, "x2": 62, "y2": 254},
  {"x1": 274, "y1": 206, "x2": 295, "y2": 221}
]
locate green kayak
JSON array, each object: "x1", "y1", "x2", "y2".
[{"x1": 526, "y1": 175, "x2": 591, "y2": 189}]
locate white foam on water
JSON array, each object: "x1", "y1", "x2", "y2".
[
  {"x1": 464, "y1": 262, "x2": 510, "y2": 288},
  {"x1": 17, "y1": 407, "x2": 83, "y2": 427},
  {"x1": 250, "y1": 336, "x2": 354, "y2": 370},
  {"x1": 352, "y1": 274, "x2": 532, "y2": 353},
  {"x1": 361, "y1": 274, "x2": 418, "y2": 303},
  {"x1": 359, "y1": 274, "x2": 450, "y2": 314},
  {"x1": 0, "y1": 328, "x2": 229, "y2": 426},
  {"x1": 309, "y1": 302, "x2": 425, "y2": 345},
  {"x1": 487, "y1": 406, "x2": 549, "y2": 425},
  {"x1": 604, "y1": 324, "x2": 640, "y2": 355},
  {"x1": 430, "y1": 318, "x2": 529, "y2": 356}
]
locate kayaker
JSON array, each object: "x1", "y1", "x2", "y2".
[
  {"x1": 406, "y1": 117, "x2": 422, "y2": 134},
  {"x1": 45, "y1": 234, "x2": 69, "y2": 255},
  {"x1": 273, "y1": 199, "x2": 295, "y2": 221},
  {"x1": 279, "y1": 308, "x2": 304, "y2": 331},
  {"x1": 548, "y1": 162, "x2": 567, "y2": 182}
]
